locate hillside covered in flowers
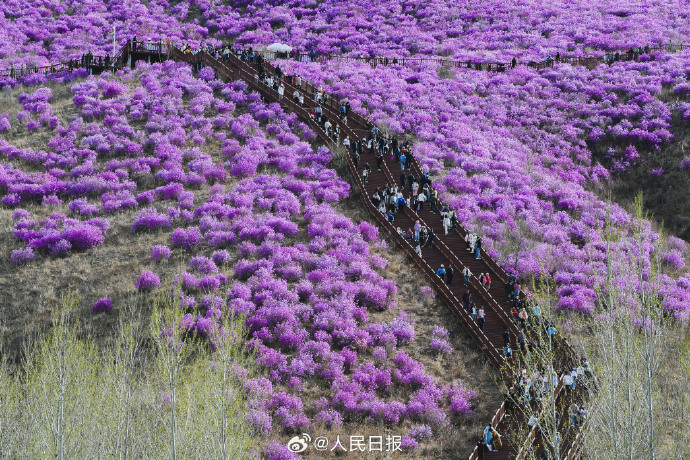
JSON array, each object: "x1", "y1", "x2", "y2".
[{"x1": 1, "y1": 0, "x2": 690, "y2": 458}]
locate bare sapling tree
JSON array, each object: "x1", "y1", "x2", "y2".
[{"x1": 579, "y1": 194, "x2": 678, "y2": 459}]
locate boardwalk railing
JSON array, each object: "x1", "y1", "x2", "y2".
[{"x1": 4, "y1": 40, "x2": 687, "y2": 80}]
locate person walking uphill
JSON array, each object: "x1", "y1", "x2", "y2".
[
  {"x1": 475, "y1": 236, "x2": 483, "y2": 259},
  {"x1": 446, "y1": 265, "x2": 454, "y2": 286},
  {"x1": 400, "y1": 152, "x2": 406, "y2": 171}
]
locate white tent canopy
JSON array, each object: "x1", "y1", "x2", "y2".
[{"x1": 266, "y1": 43, "x2": 293, "y2": 53}]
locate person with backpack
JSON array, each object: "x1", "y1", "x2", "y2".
[
  {"x1": 504, "y1": 344, "x2": 513, "y2": 362},
  {"x1": 426, "y1": 229, "x2": 435, "y2": 248},
  {"x1": 483, "y1": 424, "x2": 494, "y2": 451}
]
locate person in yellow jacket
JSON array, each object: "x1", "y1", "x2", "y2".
[{"x1": 490, "y1": 427, "x2": 502, "y2": 450}]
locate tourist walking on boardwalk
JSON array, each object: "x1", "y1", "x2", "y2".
[
  {"x1": 484, "y1": 273, "x2": 491, "y2": 290},
  {"x1": 463, "y1": 290, "x2": 472, "y2": 311},
  {"x1": 437, "y1": 264, "x2": 446, "y2": 282},
  {"x1": 362, "y1": 162, "x2": 370, "y2": 185},
  {"x1": 414, "y1": 220, "x2": 421, "y2": 241},
  {"x1": 532, "y1": 303, "x2": 542, "y2": 325},
  {"x1": 463, "y1": 266, "x2": 472, "y2": 286},
  {"x1": 443, "y1": 213, "x2": 451, "y2": 234},
  {"x1": 467, "y1": 232, "x2": 477, "y2": 252},
  {"x1": 483, "y1": 424, "x2": 494, "y2": 451},
  {"x1": 426, "y1": 229, "x2": 435, "y2": 248},
  {"x1": 400, "y1": 152, "x2": 406, "y2": 170},
  {"x1": 490, "y1": 426, "x2": 502, "y2": 451},
  {"x1": 446, "y1": 265, "x2": 454, "y2": 286},
  {"x1": 430, "y1": 189, "x2": 438, "y2": 213},
  {"x1": 475, "y1": 236, "x2": 482, "y2": 259},
  {"x1": 477, "y1": 307, "x2": 486, "y2": 331},
  {"x1": 416, "y1": 191, "x2": 426, "y2": 211}
]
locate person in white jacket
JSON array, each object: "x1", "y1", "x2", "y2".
[
  {"x1": 443, "y1": 214, "x2": 451, "y2": 234},
  {"x1": 462, "y1": 266, "x2": 472, "y2": 286}
]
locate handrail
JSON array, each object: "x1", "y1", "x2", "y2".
[
  {"x1": 564, "y1": 417, "x2": 588, "y2": 460},
  {"x1": 515, "y1": 374, "x2": 566, "y2": 460},
  {"x1": 376, "y1": 156, "x2": 522, "y2": 341},
  {"x1": 260, "y1": 44, "x2": 673, "y2": 72},
  {"x1": 2, "y1": 40, "x2": 682, "y2": 81},
  {"x1": 468, "y1": 401, "x2": 507, "y2": 460}
]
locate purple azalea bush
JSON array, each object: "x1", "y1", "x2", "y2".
[
  {"x1": 136, "y1": 270, "x2": 161, "y2": 292},
  {"x1": 91, "y1": 297, "x2": 112, "y2": 313}
]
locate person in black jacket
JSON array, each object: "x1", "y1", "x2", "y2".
[
  {"x1": 427, "y1": 229, "x2": 435, "y2": 248},
  {"x1": 400, "y1": 173, "x2": 406, "y2": 188},
  {"x1": 446, "y1": 265, "x2": 454, "y2": 285},
  {"x1": 463, "y1": 290, "x2": 472, "y2": 311},
  {"x1": 503, "y1": 329, "x2": 512, "y2": 347}
]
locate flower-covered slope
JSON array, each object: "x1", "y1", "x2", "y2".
[
  {"x1": 273, "y1": 50, "x2": 690, "y2": 319},
  {"x1": 0, "y1": 62, "x2": 484, "y2": 453}
]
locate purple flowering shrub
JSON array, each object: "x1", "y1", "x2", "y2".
[
  {"x1": 10, "y1": 247, "x2": 36, "y2": 264},
  {"x1": 150, "y1": 245, "x2": 172, "y2": 262},
  {"x1": 91, "y1": 297, "x2": 112, "y2": 313},
  {"x1": 11, "y1": 210, "x2": 108, "y2": 255},
  {"x1": 135, "y1": 270, "x2": 161, "y2": 292},
  {"x1": 429, "y1": 326, "x2": 453, "y2": 355}
]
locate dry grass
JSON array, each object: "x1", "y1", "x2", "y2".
[{"x1": 602, "y1": 105, "x2": 690, "y2": 240}]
